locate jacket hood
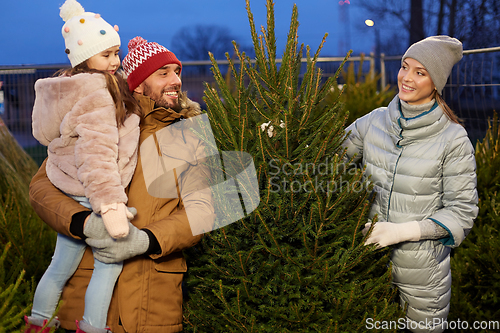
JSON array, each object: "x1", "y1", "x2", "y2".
[
  {"x1": 32, "y1": 73, "x2": 107, "y2": 145},
  {"x1": 134, "y1": 91, "x2": 201, "y2": 133}
]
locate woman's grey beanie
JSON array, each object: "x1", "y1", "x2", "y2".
[{"x1": 402, "y1": 35, "x2": 463, "y2": 94}]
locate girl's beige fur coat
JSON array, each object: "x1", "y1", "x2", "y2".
[{"x1": 32, "y1": 72, "x2": 140, "y2": 213}]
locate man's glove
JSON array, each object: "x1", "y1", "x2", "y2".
[
  {"x1": 85, "y1": 221, "x2": 150, "y2": 263},
  {"x1": 84, "y1": 208, "x2": 137, "y2": 240},
  {"x1": 362, "y1": 221, "x2": 421, "y2": 249}
]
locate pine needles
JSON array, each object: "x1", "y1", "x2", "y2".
[
  {"x1": 0, "y1": 118, "x2": 57, "y2": 331},
  {"x1": 183, "y1": 1, "x2": 403, "y2": 331}
]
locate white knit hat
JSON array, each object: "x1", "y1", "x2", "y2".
[
  {"x1": 402, "y1": 35, "x2": 463, "y2": 95},
  {"x1": 60, "y1": 0, "x2": 121, "y2": 67}
]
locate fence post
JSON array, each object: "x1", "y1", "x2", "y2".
[
  {"x1": 380, "y1": 53, "x2": 386, "y2": 90},
  {"x1": 369, "y1": 52, "x2": 375, "y2": 81}
]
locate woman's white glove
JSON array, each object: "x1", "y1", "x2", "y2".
[{"x1": 362, "y1": 221, "x2": 421, "y2": 249}]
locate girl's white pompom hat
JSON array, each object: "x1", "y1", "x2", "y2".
[{"x1": 60, "y1": 0, "x2": 120, "y2": 67}]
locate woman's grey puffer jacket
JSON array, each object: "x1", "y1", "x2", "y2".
[{"x1": 343, "y1": 95, "x2": 478, "y2": 333}]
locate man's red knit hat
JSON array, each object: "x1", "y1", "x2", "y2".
[{"x1": 122, "y1": 36, "x2": 182, "y2": 92}]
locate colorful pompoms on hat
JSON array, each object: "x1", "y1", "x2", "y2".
[{"x1": 59, "y1": 0, "x2": 121, "y2": 67}]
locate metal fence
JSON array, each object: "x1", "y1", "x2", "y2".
[{"x1": 1, "y1": 46, "x2": 499, "y2": 165}]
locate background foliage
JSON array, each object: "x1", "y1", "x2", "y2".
[
  {"x1": 0, "y1": 118, "x2": 57, "y2": 331},
  {"x1": 322, "y1": 54, "x2": 395, "y2": 127},
  {"x1": 449, "y1": 112, "x2": 500, "y2": 331}
]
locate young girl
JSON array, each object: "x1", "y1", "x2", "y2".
[
  {"x1": 343, "y1": 36, "x2": 478, "y2": 333},
  {"x1": 25, "y1": 1, "x2": 140, "y2": 332}
]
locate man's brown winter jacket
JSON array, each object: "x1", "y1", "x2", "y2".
[{"x1": 29, "y1": 94, "x2": 214, "y2": 332}]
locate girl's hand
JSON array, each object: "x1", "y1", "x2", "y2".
[{"x1": 84, "y1": 207, "x2": 137, "y2": 239}]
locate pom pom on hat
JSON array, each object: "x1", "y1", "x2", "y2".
[
  {"x1": 128, "y1": 36, "x2": 147, "y2": 52},
  {"x1": 402, "y1": 35, "x2": 463, "y2": 95},
  {"x1": 59, "y1": 0, "x2": 121, "y2": 67},
  {"x1": 59, "y1": 0, "x2": 85, "y2": 22},
  {"x1": 122, "y1": 36, "x2": 182, "y2": 92}
]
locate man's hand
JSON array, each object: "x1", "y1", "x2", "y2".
[
  {"x1": 362, "y1": 221, "x2": 421, "y2": 249},
  {"x1": 85, "y1": 222, "x2": 150, "y2": 263}
]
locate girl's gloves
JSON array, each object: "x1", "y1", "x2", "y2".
[
  {"x1": 83, "y1": 207, "x2": 137, "y2": 239},
  {"x1": 362, "y1": 221, "x2": 421, "y2": 249},
  {"x1": 101, "y1": 202, "x2": 134, "y2": 238}
]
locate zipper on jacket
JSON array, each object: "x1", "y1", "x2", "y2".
[{"x1": 386, "y1": 118, "x2": 404, "y2": 221}]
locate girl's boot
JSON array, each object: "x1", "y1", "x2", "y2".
[
  {"x1": 24, "y1": 316, "x2": 60, "y2": 333},
  {"x1": 75, "y1": 320, "x2": 112, "y2": 333}
]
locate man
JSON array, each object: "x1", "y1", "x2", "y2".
[{"x1": 29, "y1": 36, "x2": 215, "y2": 333}]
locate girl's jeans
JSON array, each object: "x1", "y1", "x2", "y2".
[{"x1": 31, "y1": 196, "x2": 122, "y2": 329}]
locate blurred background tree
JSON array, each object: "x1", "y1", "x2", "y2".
[
  {"x1": 322, "y1": 54, "x2": 396, "y2": 127},
  {"x1": 172, "y1": 24, "x2": 254, "y2": 75},
  {"x1": 357, "y1": 0, "x2": 500, "y2": 54}
]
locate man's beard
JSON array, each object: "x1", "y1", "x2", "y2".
[{"x1": 143, "y1": 83, "x2": 181, "y2": 111}]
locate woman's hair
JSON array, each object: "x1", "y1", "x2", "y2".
[
  {"x1": 55, "y1": 62, "x2": 140, "y2": 127},
  {"x1": 433, "y1": 90, "x2": 463, "y2": 125}
]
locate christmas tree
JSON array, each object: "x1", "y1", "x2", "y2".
[
  {"x1": 0, "y1": 117, "x2": 57, "y2": 331},
  {"x1": 183, "y1": 0, "x2": 403, "y2": 331},
  {"x1": 0, "y1": 116, "x2": 56, "y2": 282},
  {"x1": 449, "y1": 112, "x2": 500, "y2": 327},
  {"x1": 0, "y1": 243, "x2": 29, "y2": 333}
]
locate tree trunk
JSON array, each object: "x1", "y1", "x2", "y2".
[
  {"x1": 448, "y1": 0, "x2": 457, "y2": 36},
  {"x1": 437, "y1": 0, "x2": 447, "y2": 35},
  {"x1": 410, "y1": 0, "x2": 425, "y2": 44}
]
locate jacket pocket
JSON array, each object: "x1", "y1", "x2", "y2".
[
  {"x1": 430, "y1": 240, "x2": 451, "y2": 264},
  {"x1": 153, "y1": 252, "x2": 187, "y2": 273}
]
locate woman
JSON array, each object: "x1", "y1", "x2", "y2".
[{"x1": 343, "y1": 36, "x2": 478, "y2": 333}]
